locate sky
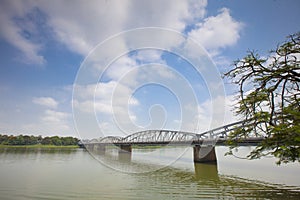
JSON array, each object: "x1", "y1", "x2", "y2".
[{"x1": 0, "y1": 0, "x2": 299, "y2": 139}]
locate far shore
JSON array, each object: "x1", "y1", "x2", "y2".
[{"x1": 0, "y1": 144, "x2": 79, "y2": 148}]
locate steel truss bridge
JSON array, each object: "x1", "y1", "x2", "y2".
[
  {"x1": 83, "y1": 120, "x2": 265, "y2": 163},
  {"x1": 85, "y1": 120, "x2": 264, "y2": 146}
]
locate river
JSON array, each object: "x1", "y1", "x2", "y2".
[{"x1": 0, "y1": 146, "x2": 299, "y2": 199}]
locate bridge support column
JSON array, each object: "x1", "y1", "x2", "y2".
[
  {"x1": 85, "y1": 144, "x2": 94, "y2": 151},
  {"x1": 85, "y1": 144, "x2": 106, "y2": 154},
  {"x1": 119, "y1": 144, "x2": 132, "y2": 153},
  {"x1": 193, "y1": 145, "x2": 217, "y2": 164},
  {"x1": 95, "y1": 144, "x2": 106, "y2": 152}
]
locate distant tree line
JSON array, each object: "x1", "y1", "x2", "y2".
[{"x1": 0, "y1": 134, "x2": 79, "y2": 146}]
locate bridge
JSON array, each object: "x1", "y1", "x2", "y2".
[{"x1": 83, "y1": 120, "x2": 264, "y2": 164}]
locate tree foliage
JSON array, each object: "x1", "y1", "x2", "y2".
[
  {"x1": 224, "y1": 32, "x2": 300, "y2": 164},
  {"x1": 0, "y1": 134, "x2": 79, "y2": 146}
]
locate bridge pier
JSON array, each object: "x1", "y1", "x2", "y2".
[
  {"x1": 118, "y1": 144, "x2": 132, "y2": 153},
  {"x1": 85, "y1": 144, "x2": 94, "y2": 151},
  {"x1": 95, "y1": 144, "x2": 106, "y2": 154},
  {"x1": 85, "y1": 144, "x2": 107, "y2": 154},
  {"x1": 193, "y1": 145, "x2": 217, "y2": 164}
]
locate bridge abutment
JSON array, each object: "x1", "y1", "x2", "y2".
[{"x1": 193, "y1": 145, "x2": 217, "y2": 164}]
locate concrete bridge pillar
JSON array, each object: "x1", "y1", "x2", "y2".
[
  {"x1": 193, "y1": 145, "x2": 217, "y2": 164},
  {"x1": 85, "y1": 144, "x2": 94, "y2": 151},
  {"x1": 118, "y1": 144, "x2": 132, "y2": 153},
  {"x1": 95, "y1": 144, "x2": 106, "y2": 151},
  {"x1": 85, "y1": 144, "x2": 107, "y2": 154}
]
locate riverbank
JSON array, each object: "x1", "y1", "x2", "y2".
[{"x1": 0, "y1": 144, "x2": 79, "y2": 148}]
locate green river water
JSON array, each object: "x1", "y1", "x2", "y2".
[{"x1": 0, "y1": 146, "x2": 299, "y2": 199}]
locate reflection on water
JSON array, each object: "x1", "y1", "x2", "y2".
[
  {"x1": 0, "y1": 147, "x2": 77, "y2": 154},
  {"x1": 194, "y1": 163, "x2": 219, "y2": 180},
  {"x1": 0, "y1": 147, "x2": 299, "y2": 200},
  {"x1": 136, "y1": 165, "x2": 300, "y2": 199}
]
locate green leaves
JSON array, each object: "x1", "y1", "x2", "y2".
[
  {"x1": 224, "y1": 32, "x2": 300, "y2": 164},
  {"x1": 0, "y1": 134, "x2": 79, "y2": 146}
]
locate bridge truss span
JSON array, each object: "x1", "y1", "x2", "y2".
[
  {"x1": 85, "y1": 119, "x2": 264, "y2": 146},
  {"x1": 83, "y1": 120, "x2": 265, "y2": 164},
  {"x1": 120, "y1": 130, "x2": 197, "y2": 145},
  {"x1": 198, "y1": 120, "x2": 250, "y2": 139},
  {"x1": 87, "y1": 136, "x2": 122, "y2": 144}
]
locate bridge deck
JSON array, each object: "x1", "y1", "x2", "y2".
[{"x1": 87, "y1": 137, "x2": 264, "y2": 146}]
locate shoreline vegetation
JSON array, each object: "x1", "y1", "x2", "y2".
[
  {"x1": 0, "y1": 144, "x2": 79, "y2": 148},
  {"x1": 0, "y1": 134, "x2": 80, "y2": 148}
]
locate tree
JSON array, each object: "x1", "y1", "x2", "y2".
[
  {"x1": 224, "y1": 32, "x2": 300, "y2": 164},
  {"x1": 50, "y1": 136, "x2": 62, "y2": 146},
  {"x1": 41, "y1": 136, "x2": 52, "y2": 145}
]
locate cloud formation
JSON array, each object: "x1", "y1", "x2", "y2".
[
  {"x1": 0, "y1": 0, "x2": 211, "y2": 63},
  {"x1": 0, "y1": 1, "x2": 242, "y2": 67},
  {"x1": 33, "y1": 97, "x2": 58, "y2": 109},
  {"x1": 0, "y1": 1, "x2": 45, "y2": 64},
  {"x1": 188, "y1": 8, "x2": 243, "y2": 54},
  {"x1": 0, "y1": 0, "x2": 244, "y2": 137}
]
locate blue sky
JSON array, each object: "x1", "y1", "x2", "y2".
[{"x1": 0, "y1": 0, "x2": 299, "y2": 139}]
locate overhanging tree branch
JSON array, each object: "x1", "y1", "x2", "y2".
[{"x1": 224, "y1": 32, "x2": 300, "y2": 164}]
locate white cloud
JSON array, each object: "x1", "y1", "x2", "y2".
[
  {"x1": 188, "y1": 8, "x2": 243, "y2": 53},
  {"x1": 128, "y1": 97, "x2": 139, "y2": 106},
  {"x1": 140, "y1": 64, "x2": 176, "y2": 80},
  {"x1": 39, "y1": 0, "x2": 203, "y2": 56},
  {"x1": 33, "y1": 97, "x2": 58, "y2": 109},
  {"x1": 1, "y1": 0, "x2": 207, "y2": 61},
  {"x1": 42, "y1": 109, "x2": 69, "y2": 123},
  {"x1": 169, "y1": 94, "x2": 238, "y2": 134},
  {"x1": 0, "y1": 0, "x2": 233, "y2": 68},
  {"x1": 73, "y1": 100, "x2": 111, "y2": 115},
  {"x1": 0, "y1": 1, "x2": 45, "y2": 65},
  {"x1": 105, "y1": 55, "x2": 139, "y2": 82},
  {"x1": 133, "y1": 49, "x2": 164, "y2": 63},
  {"x1": 125, "y1": 0, "x2": 204, "y2": 32},
  {"x1": 38, "y1": 0, "x2": 130, "y2": 56},
  {"x1": 195, "y1": 94, "x2": 238, "y2": 133},
  {"x1": 74, "y1": 80, "x2": 139, "y2": 118},
  {"x1": 0, "y1": 1, "x2": 246, "y2": 138},
  {"x1": 21, "y1": 109, "x2": 73, "y2": 136},
  {"x1": 0, "y1": 0, "x2": 240, "y2": 68}
]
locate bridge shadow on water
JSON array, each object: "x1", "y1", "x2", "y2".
[
  {"x1": 88, "y1": 147, "x2": 221, "y2": 182},
  {"x1": 88, "y1": 146, "x2": 219, "y2": 175},
  {"x1": 140, "y1": 165, "x2": 300, "y2": 199},
  {"x1": 194, "y1": 163, "x2": 219, "y2": 181},
  {"x1": 0, "y1": 147, "x2": 77, "y2": 154},
  {"x1": 88, "y1": 147, "x2": 300, "y2": 199}
]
